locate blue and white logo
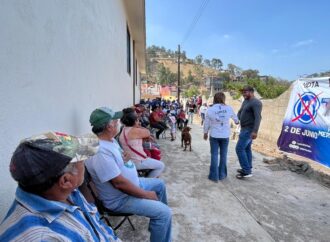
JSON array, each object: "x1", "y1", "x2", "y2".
[{"x1": 292, "y1": 92, "x2": 321, "y2": 124}]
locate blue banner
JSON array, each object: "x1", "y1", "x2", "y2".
[{"x1": 277, "y1": 77, "x2": 330, "y2": 168}]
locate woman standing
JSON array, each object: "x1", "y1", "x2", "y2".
[
  {"x1": 203, "y1": 92, "x2": 239, "y2": 182},
  {"x1": 119, "y1": 108, "x2": 165, "y2": 178}
]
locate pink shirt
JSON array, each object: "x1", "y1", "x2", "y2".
[{"x1": 119, "y1": 127, "x2": 147, "y2": 163}]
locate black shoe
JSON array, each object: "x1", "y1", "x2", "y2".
[
  {"x1": 237, "y1": 169, "x2": 252, "y2": 174},
  {"x1": 236, "y1": 173, "x2": 253, "y2": 179}
]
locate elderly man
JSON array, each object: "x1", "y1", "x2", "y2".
[
  {"x1": 0, "y1": 132, "x2": 120, "y2": 242},
  {"x1": 86, "y1": 107, "x2": 172, "y2": 242}
]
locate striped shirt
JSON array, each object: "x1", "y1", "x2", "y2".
[{"x1": 0, "y1": 187, "x2": 120, "y2": 242}]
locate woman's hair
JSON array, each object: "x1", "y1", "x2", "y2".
[
  {"x1": 121, "y1": 108, "x2": 138, "y2": 127},
  {"x1": 213, "y1": 92, "x2": 226, "y2": 104}
]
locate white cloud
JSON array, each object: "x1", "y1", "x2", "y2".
[
  {"x1": 292, "y1": 39, "x2": 314, "y2": 48},
  {"x1": 223, "y1": 34, "x2": 231, "y2": 39}
]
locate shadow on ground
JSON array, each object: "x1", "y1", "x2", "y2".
[{"x1": 114, "y1": 123, "x2": 330, "y2": 242}]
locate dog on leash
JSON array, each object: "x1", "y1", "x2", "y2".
[{"x1": 181, "y1": 126, "x2": 192, "y2": 151}]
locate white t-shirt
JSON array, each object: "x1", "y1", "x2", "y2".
[
  {"x1": 85, "y1": 139, "x2": 139, "y2": 210},
  {"x1": 200, "y1": 106, "x2": 208, "y2": 114},
  {"x1": 203, "y1": 103, "x2": 239, "y2": 138}
]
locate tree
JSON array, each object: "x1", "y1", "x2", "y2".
[
  {"x1": 227, "y1": 63, "x2": 242, "y2": 77},
  {"x1": 185, "y1": 70, "x2": 194, "y2": 84},
  {"x1": 184, "y1": 86, "x2": 200, "y2": 98},
  {"x1": 181, "y1": 51, "x2": 187, "y2": 64},
  {"x1": 217, "y1": 72, "x2": 231, "y2": 82},
  {"x1": 204, "y1": 59, "x2": 211, "y2": 67},
  {"x1": 242, "y1": 69, "x2": 259, "y2": 79},
  {"x1": 195, "y1": 54, "x2": 203, "y2": 65},
  {"x1": 157, "y1": 63, "x2": 176, "y2": 85},
  {"x1": 211, "y1": 58, "x2": 223, "y2": 70},
  {"x1": 193, "y1": 64, "x2": 204, "y2": 85}
]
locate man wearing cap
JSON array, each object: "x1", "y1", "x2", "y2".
[
  {"x1": 0, "y1": 132, "x2": 121, "y2": 241},
  {"x1": 236, "y1": 85, "x2": 262, "y2": 179},
  {"x1": 87, "y1": 107, "x2": 172, "y2": 242}
]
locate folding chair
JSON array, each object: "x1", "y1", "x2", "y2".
[
  {"x1": 137, "y1": 169, "x2": 152, "y2": 177},
  {"x1": 80, "y1": 169, "x2": 135, "y2": 231}
]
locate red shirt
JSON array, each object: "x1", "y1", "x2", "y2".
[{"x1": 178, "y1": 112, "x2": 186, "y2": 119}]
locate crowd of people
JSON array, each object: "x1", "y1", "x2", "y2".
[
  {"x1": 0, "y1": 87, "x2": 262, "y2": 241},
  {"x1": 0, "y1": 103, "x2": 178, "y2": 242}
]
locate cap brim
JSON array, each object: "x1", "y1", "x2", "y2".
[{"x1": 112, "y1": 111, "x2": 123, "y2": 120}]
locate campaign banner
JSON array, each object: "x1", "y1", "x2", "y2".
[{"x1": 277, "y1": 77, "x2": 330, "y2": 168}]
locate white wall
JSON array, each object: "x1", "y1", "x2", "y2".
[{"x1": 0, "y1": 0, "x2": 141, "y2": 220}]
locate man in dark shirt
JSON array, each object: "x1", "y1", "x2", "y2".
[{"x1": 236, "y1": 86, "x2": 262, "y2": 179}]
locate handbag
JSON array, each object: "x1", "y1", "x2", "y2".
[{"x1": 123, "y1": 128, "x2": 161, "y2": 160}]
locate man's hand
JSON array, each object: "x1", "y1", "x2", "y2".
[
  {"x1": 122, "y1": 152, "x2": 131, "y2": 162},
  {"x1": 251, "y1": 132, "x2": 258, "y2": 139},
  {"x1": 203, "y1": 133, "x2": 208, "y2": 140},
  {"x1": 144, "y1": 191, "x2": 158, "y2": 201}
]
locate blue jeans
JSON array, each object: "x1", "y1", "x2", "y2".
[
  {"x1": 114, "y1": 178, "x2": 172, "y2": 242},
  {"x1": 201, "y1": 113, "x2": 205, "y2": 125},
  {"x1": 188, "y1": 112, "x2": 194, "y2": 124},
  {"x1": 209, "y1": 137, "x2": 229, "y2": 181},
  {"x1": 235, "y1": 129, "x2": 253, "y2": 174}
]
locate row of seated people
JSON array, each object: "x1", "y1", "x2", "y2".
[
  {"x1": 136, "y1": 105, "x2": 189, "y2": 136},
  {"x1": 0, "y1": 106, "x2": 172, "y2": 242}
]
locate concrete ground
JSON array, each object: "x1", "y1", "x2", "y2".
[{"x1": 114, "y1": 123, "x2": 330, "y2": 242}]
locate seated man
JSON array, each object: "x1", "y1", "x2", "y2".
[
  {"x1": 86, "y1": 107, "x2": 172, "y2": 242},
  {"x1": 149, "y1": 106, "x2": 167, "y2": 139},
  {"x1": 0, "y1": 132, "x2": 120, "y2": 242}
]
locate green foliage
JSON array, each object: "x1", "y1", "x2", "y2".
[
  {"x1": 242, "y1": 69, "x2": 259, "y2": 79},
  {"x1": 184, "y1": 70, "x2": 194, "y2": 84},
  {"x1": 193, "y1": 64, "x2": 204, "y2": 85},
  {"x1": 211, "y1": 58, "x2": 223, "y2": 70},
  {"x1": 157, "y1": 63, "x2": 177, "y2": 85},
  {"x1": 227, "y1": 63, "x2": 242, "y2": 77},
  {"x1": 204, "y1": 59, "x2": 211, "y2": 67},
  {"x1": 247, "y1": 77, "x2": 290, "y2": 99},
  {"x1": 183, "y1": 86, "x2": 200, "y2": 98},
  {"x1": 223, "y1": 77, "x2": 290, "y2": 99},
  {"x1": 195, "y1": 55, "x2": 203, "y2": 65},
  {"x1": 217, "y1": 72, "x2": 231, "y2": 82}
]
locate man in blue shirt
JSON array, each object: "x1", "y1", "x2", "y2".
[{"x1": 0, "y1": 132, "x2": 120, "y2": 242}]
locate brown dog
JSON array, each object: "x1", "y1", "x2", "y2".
[{"x1": 181, "y1": 126, "x2": 192, "y2": 151}]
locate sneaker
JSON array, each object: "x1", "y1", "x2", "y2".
[
  {"x1": 237, "y1": 169, "x2": 252, "y2": 174},
  {"x1": 236, "y1": 173, "x2": 253, "y2": 179}
]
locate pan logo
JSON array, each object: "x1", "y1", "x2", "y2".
[{"x1": 292, "y1": 92, "x2": 321, "y2": 125}]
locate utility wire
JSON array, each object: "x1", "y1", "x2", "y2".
[{"x1": 181, "y1": 0, "x2": 211, "y2": 46}]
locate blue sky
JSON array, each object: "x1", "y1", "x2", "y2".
[{"x1": 146, "y1": 0, "x2": 330, "y2": 80}]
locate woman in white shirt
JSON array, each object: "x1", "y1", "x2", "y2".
[{"x1": 203, "y1": 92, "x2": 239, "y2": 182}]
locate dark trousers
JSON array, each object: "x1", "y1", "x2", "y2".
[
  {"x1": 151, "y1": 122, "x2": 167, "y2": 138},
  {"x1": 177, "y1": 118, "x2": 188, "y2": 130}
]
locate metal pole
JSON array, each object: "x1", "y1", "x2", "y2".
[{"x1": 177, "y1": 44, "x2": 181, "y2": 103}]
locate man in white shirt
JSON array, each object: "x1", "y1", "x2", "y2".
[
  {"x1": 199, "y1": 103, "x2": 208, "y2": 125},
  {"x1": 85, "y1": 107, "x2": 172, "y2": 242},
  {"x1": 203, "y1": 92, "x2": 239, "y2": 182}
]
